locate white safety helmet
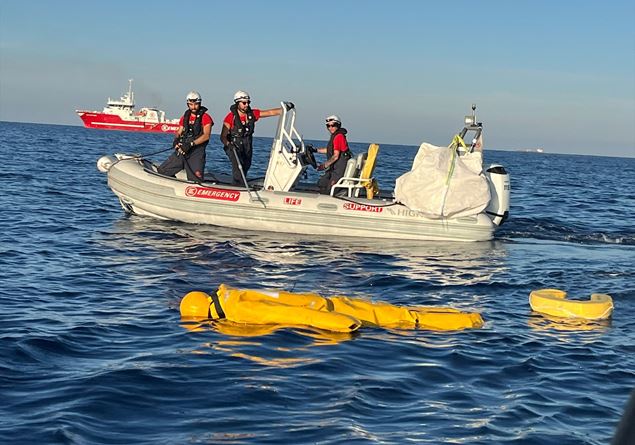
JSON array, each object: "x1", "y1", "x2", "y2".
[
  {"x1": 186, "y1": 91, "x2": 202, "y2": 103},
  {"x1": 325, "y1": 115, "x2": 341, "y2": 125},
  {"x1": 233, "y1": 90, "x2": 251, "y2": 103}
]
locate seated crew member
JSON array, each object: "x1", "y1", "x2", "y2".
[
  {"x1": 315, "y1": 115, "x2": 352, "y2": 194},
  {"x1": 158, "y1": 91, "x2": 213, "y2": 181},
  {"x1": 219, "y1": 90, "x2": 293, "y2": 185}
]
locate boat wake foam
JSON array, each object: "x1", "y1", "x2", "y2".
[{"x1": 498, "y1": 217, "x2": 635, "y2": 245}]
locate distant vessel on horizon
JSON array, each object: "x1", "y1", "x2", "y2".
[
  {"x1": 518, "y1": 148, "x2": 545, "y2": 153},
  {"x1": 76, "y1": 80, "x2": 179, "y2": 133}
]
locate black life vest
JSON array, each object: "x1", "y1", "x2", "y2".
[
  {"x1": 326, "y1": 127, "x2": 352, "y2": 161},
  {"x1": 182, "y1": 106, "x2": 209, "y2": 148},
  {"x1": 228, "y1": 104, "x2": 256, "y2": 149}
]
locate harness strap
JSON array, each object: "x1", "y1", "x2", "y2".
[
  {"x1": 445, "y1": 134, "x2": 468, "y2": 186},
  {"x1": 209, "y1": 292, "x2": 226, "y2": 320}
]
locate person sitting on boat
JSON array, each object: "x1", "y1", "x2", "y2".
[
  {"x1": 157, "y1": 91, "x2": 213, "y2": 181},
  {"x1": 220, "y1": 90, "x2": 293, "y2": 185},
  {"x1": 315, "y1": 115, "x2": 352, "y2": 194}
]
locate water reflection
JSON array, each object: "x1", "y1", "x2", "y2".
[
  {"x1": 369, "y1": 239, "x2": 508, "y2": 285},
  {"x1": 97, "y1": 216, "x2": 509, "y2": 287},
  {"x1": 180, "y1": 316, "x2": 470, "y2": 368},
  {"x1": 182, "y1": 319, "x2": 355, "y2": 342},
  {"x1": 181, "y1": 319, "x2": 354, "y2": 367},
  {"x1": 527, "y1": 312, "x2": 612, "y2": 341}
]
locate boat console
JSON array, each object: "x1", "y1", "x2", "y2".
[{"x1": 263, "y1": 104, "x2": 313, "y2": 192}]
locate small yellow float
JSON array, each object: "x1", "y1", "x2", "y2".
[
  {"x1": 180, "y1": 284, "x2": 484, "y2": 333},
  {"x1": 529, "y1": 289, "x2": 613, "y2": 320}
]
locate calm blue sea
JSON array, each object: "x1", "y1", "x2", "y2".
[{"x1": 1, "y1": 121, "x2": 634, "y2": 445}]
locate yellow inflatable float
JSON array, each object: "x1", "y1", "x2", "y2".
[
  {"x1": 529, "y1": 288, "x2": 614, "y2": 320},
  {"x1": 180, "y1": 284, "x2": 484, "y2": 333}
]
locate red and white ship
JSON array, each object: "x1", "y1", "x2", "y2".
[{"x1": 76, "y1": 80, "x2": 180, "y2": 133}]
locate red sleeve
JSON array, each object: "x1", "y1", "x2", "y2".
[
  {"x1": 202, "y1": 113, "x2": 214, "y2": 126},
  {"x1": 333, "y1": 134, "x2": 348, "y2": 151},
  {"x1": 179, "y1": 116, "x2": 184, "y2": 126},
  {"x1": 223, "y1": 112, "x2": 233, "y2": 129},
  {"x1": 253, "y1": 109, "x2": 261, "y2": 121}
]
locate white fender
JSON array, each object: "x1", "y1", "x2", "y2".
[
  {"x1": 484, "y1": 164, "x2": 510, "y2": 226},
  {"x1": 97, "y1": 155, "x2": 117, "y2": 173}
]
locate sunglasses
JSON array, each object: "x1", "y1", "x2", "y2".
[
  {"x1": 326, "y1": 123, "x2": 338, "y2": 128},
  {"x1": 238, "y1": 100, "x2": 251, "y2": 105}
]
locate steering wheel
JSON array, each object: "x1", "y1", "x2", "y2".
[{"x1": 304, "y1": 145, "x2": 317, "y2": 169}]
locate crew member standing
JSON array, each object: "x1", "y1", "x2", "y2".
[
  {"x1": 158, "y1": 91, "x2": 213, "y2": 181},
  {"x1": 220, "y1": 90, "x2": 292, "y2": 185},
  {"x1": 315, "y1": 115, "x2": 352, "y2": 194}
]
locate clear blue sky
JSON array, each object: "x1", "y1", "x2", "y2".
[{"x1": 1, "y1": 0, "x2": 634, "y2": 157}]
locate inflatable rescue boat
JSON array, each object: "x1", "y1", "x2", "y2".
[{"x1": 98, "y1": 104, "x2": 510, "y2": 242}]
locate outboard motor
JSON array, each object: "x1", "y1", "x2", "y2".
[{"x1": 484, "y1": 164, "x2": 510, "y2": 226}]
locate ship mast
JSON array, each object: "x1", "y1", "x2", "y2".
[{"x1": 128, "y1": 79, "x2": 134, "y2": 106}]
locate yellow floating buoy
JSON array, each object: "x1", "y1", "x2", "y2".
[{"x1": 529, "y1": 289, "x2": 614, "y2": 320}]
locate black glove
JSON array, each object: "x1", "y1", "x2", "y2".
[
  {"x1": 172, "y1": 137, "x2": 181, "y2": 148},
  {"x1": 283, "y1": 101, "x2": 295, "y2": 110},
  {"x1": 180, "y1": 137, "x2": 195, "y2": 154}
]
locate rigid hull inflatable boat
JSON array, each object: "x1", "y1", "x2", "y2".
[{"x1": 97, "y1": 105, "x2": 510, "y2": 242}]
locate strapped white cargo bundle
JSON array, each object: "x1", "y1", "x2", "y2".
[{"x1": 394, "y1": 141, "x2": 490, "y2": 218}]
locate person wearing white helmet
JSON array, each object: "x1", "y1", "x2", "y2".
[
  {"x1": 220, "y1": 90, "x2": 294, "y2": 185},
  {"x1": 314, "y1": 114, "x2": 353, "y2": 194},
  {"x1": 157, "y1": 90, "x2": 213, "y2": 181}
]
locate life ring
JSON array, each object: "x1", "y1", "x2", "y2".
[{"x1": 529, "y1": 289, "x2": 613, "y2": 320}]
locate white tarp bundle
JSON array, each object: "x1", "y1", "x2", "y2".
[{"x1": 394, "y1": 142, "x2": 490, "y2": 218}]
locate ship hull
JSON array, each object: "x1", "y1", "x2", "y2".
[{"x1": 76, "y1": 111, "x2": 180, "y2": 133}]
